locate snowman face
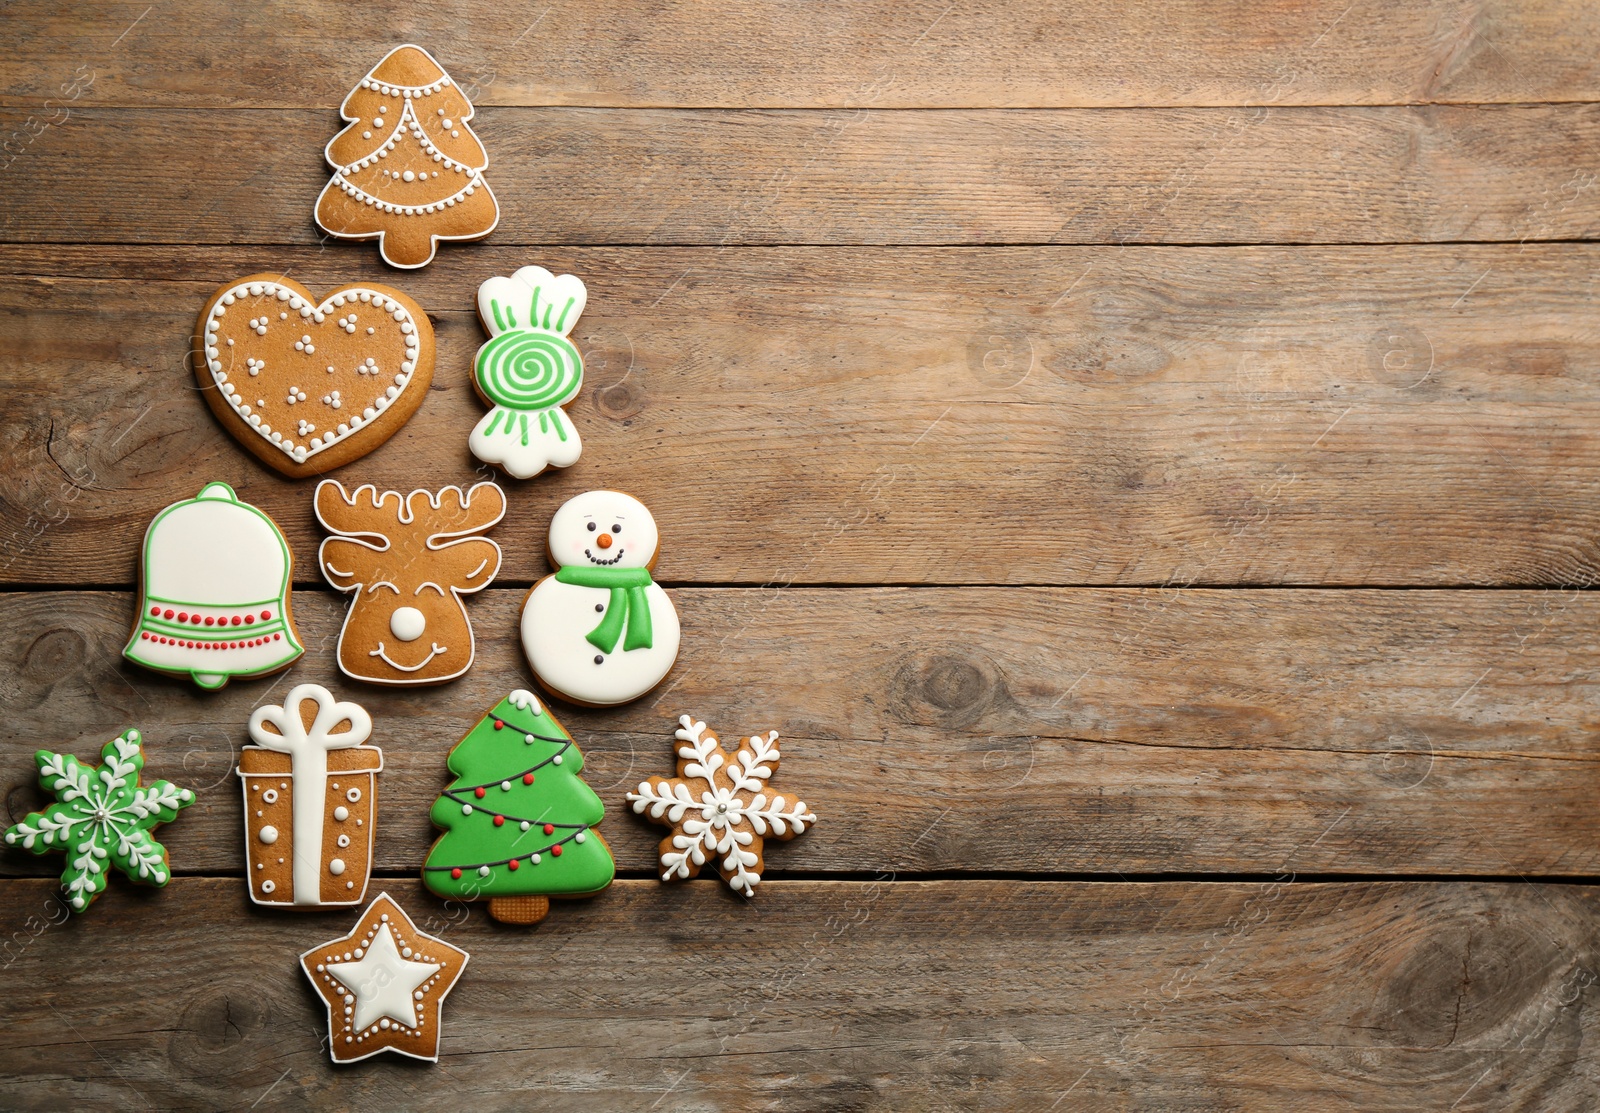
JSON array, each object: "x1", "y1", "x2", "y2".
[{"x1": 547, "y1": 490, "x2": 658, "y2": 570}]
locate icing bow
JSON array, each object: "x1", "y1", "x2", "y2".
[
  {"x1": 249, "y1": 684, "x2": 373, "y2": 905},
  {"x1": 554, "y1": 566, "x2": 654, "y2": 653}
]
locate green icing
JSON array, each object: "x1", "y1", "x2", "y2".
[
  {"x1": 423, "y1": 692, "x2": 615, "y2": 900},
  {"x1": 3, "y1": 730, "x2": 195, "y2": 913}
]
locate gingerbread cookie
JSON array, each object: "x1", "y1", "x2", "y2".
[
  {"x1": 627, "y1": 715, "x2": 815, "y2": 896},
  {"x1": 315, "y1": 44, "x2": 499, "y2": 268},
  {"x1": 422, "y1": 689, "x2": 615, "y2": 924},
  {"x1": 301, "y1": 892, "x2": 469, "y2": 1064},
  {"x1": 4, "y1": 729, "x2": 195, "y2": 913},
  {"x1": 520, "y1": 490, "x2": 680, "y2": 706},
  {"x1": 124, "y1": 481, "x2": 304, "y2": 690},
  {"x1": 240, "y1": 684, "x2": 381, "y2": 908},
  {"x1": 470, "y1": 266, "x2": 587, "y2": 479},
  {"x1": 193, "y1": 274, "x2": 435, "y2": 477},
  {"x1": 316, "y1": 480, "x2": 505, "y2": 686}
]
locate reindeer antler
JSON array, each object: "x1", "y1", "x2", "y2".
[
  {"x1": 314, "y1": 480, "x2": 404, "y2": 541},
  {"x1": 406, "y1": 482, "x2": 507, "y2": 543}
]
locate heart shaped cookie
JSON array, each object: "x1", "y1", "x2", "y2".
[{"x1": 192, "y1": 274, "x2": 435, "y2": 477}]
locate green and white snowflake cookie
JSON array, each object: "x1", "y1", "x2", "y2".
[{"x1": 4, "y1": 729, "x2": 195, "y2": 912}]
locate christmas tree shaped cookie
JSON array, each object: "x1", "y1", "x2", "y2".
[
  {"x1": 315, "y1": 44, "x2": 499, "y2": 268},
  {"x1": 4, "y1": 729, "x2": 194, "y2": 912},
  {"x1": 422, "y1": 690, "x2": 615, "y2": 924}
]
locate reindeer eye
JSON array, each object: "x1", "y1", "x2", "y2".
[{"x1": 586, "y1": 522, "x2": 597, "y2": 532}]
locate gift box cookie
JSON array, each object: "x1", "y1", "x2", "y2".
[{"x1": 238, "y1": 684, "x2": 382, "y2": 908}]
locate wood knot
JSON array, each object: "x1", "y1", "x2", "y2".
[
  {"x1": 888, "y1": 649, "x2": 1007, "y2": 729},
  {"x1": 169, "y1": 986, "x2": 270, "y2": 1073}
]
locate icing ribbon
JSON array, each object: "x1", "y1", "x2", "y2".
[
  {"x1": 249, "y1": 685, "x2": 373, "y2": 905},
  {"x1": 554, "y1": 566, "x2": 654, "y2": 652}
]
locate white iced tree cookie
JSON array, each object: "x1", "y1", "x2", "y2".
[
  {"x1": 520, "y1": 490, "x2": 680, "y2": 706},
  {"x1": 469, "y1": 266, "x2": 587, "y2": 479}
]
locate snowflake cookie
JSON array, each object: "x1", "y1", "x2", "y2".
[
  {"x1": 626, "y1": 715, "x2": 816, "y2": 896},
  {"x1": 301, "y1": 892, "x2": 469, "y2": 1064},
  {"x1": 3, "y1": 729, "x2": 195, "y2": 912}
]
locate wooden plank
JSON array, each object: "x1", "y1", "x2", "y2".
[
  {"x1": 3, "y1": 106, "x2": 1600, "y2": 246},
  {"x1": 3, "y1": 589, "x2": 1596, "y2": 878},
  {"x1": 0, "y1": 878, "x2": 1594, "y2": 1110},
  {"x1": 5, "y1": 244, "x2": 1600, "y2": 587},
  {"x1": 3, "y1": 1, "x2": 1598, "y2": 109}
]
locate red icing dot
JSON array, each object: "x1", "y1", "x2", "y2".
[
  {"x1": 450, "y1": 868, "x2": 462, "y2": 880},
  {"x1": 177, "y1": 612, "x2": 188, "y2": 622},
  {"x1": 261, "y1": 610, "x2": 270, "y2": 620},
  {"x1": 522, "y1": 773, "x2": 534, "y2": 785},
  {"x1": 140, "y1": 632, "x2": 149, "y2": 640},
  {"x1": 230, "y1": 616, "x2": 241, "y2": 626},
  {"x1": 551, "y1": 844, "x2": 563, "y2": 857},
  {"x1": 273, "y1": 634, "x2": 281, "y2": 641},
  {"x1": 543, "y1": 823, "x2": 555, "y2": 836},
  {"x1": 193, "y1": 614, "x2": 203, "y2": 624},
  {"x1": 163, "y1": 609, "x2": 174, "y2": 619},
  {"x1": 508, "y1": 858, "x2": 520, "y2": 871},
  {"x1": 204, "y1": 616, "x2": 214, "y2": 626},
  {"x1": 493, "y1": 815, "x2": 505, "y2": 827},
  {"x1": 493, "y1": 719, "x2": 504, "y2": 730},
  {"x1": 150, "y1": 606, "x2": 160, "y2": 616},
  {"x1": 245, "y1": 614, "x2": 255, "y2": 625},
  {"x1": 474, "y1": 787, "x2": 486, "y2": 799}
]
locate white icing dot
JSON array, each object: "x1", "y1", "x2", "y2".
[
  {"x1": 478, "y1": 865, "x2": 491, "y2": 877},
  {"x1": 258, "y1": 825, "x2": 278, "y2": 845},
  {"x1": 402, "y1": 170, "x2": 415, "y2": 182},
  {"x1": 530, "y1": 853, "x2": 541, "y2": 865},
  {"x1": 552, "y1": 754, "x2": 563, "y2": 765},
  {"x1": 501, "y1": 781, "x2": 512, "y2": 791},
  {"x1": 334, "y1": 806, "x2": 349, "y2": 821},
  {"x1": 575, "y1": 830, "x2": 587, "y2": 843},
  {"x1": 346, "y1": 787, "x2": 362, "y2": 803},
  {"x1": 461, "y1": 804, "x2": 473, "y2": 815},
  {"x1": 520, "y1": 821, "x2": 530, "y2": 832},
  {"x1": 261, "y1": 880, "x2": 276, "y2": 893},
  {"x1": 329, "y1": 858, "x2": 346, "y2": 876}
]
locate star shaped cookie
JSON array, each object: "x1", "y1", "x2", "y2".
[
  {"x1": 626, "y1": 715, "x2": 816, "y2": 896},
  {"x1": 300, "y1": 892, "x2": 468, "y2": 1063}
]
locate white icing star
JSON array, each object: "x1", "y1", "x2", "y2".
[{"x1": 326, "y1": 923, "x2": 439, "y2": 1031}]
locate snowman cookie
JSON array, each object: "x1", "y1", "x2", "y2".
[{"x1": 520, "y1": 491, "x2": 680, "y2": 706}]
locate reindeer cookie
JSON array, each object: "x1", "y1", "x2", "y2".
[{"x1": 315, "y1": 480, "x2": 505, "y2": 686}]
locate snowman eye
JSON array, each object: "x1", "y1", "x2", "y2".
[
  {"x1": 611, "y1": 524, "x2": 622, "y2": 533},
  {"x1": 586, "y1": 522, "x2": 597, "y2": 532}
]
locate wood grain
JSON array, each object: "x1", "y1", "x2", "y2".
[
  {"x1": 4, "y1": 106, "x2": 1600, "y2": 246},
  {"x1": 3, "y1": 589, "x2": 1596, "y2": 878},
  {"x1": 6, "y1": 245, "x2": 1600, "y2": 587},
  {"x1": 1, "y1": 878, "x2": 1595, "y2": 1110},
  {"x1": 3, "y1": 0, "x2": 1597, "y2": 108}
]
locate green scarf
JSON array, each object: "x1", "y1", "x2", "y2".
[{"x1": 554, "y1": 566, "x2": 654, "y2": 653}]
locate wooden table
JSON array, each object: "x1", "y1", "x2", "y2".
[{"x1": 4, "y1": 3, "x2": 1599, "y2": 1108}]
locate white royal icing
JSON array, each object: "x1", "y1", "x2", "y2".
[
  {"x1": 246, "y1": 685, "x2": 374, "y2": 906},
  {"x1": 520, "y1": 491, "x2": 680, "y2": 706}
]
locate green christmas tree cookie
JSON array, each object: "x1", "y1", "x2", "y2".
[
  {"x1": 4, "y1": 729, "x2": 195, "y2": 912},
  {"x1": 422, "y1": 689, "x2": 615, "y2": 924}
]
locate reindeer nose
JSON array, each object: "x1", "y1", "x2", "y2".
[
  {"x1": 390, "y1": 607, "x2": 426, "y2": 642},
  {"x1": 596, "y1": 533, "x2": 613, "y2": 549}
]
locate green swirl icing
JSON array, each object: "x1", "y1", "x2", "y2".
[{"x1": 474, "y1": 331, "x2": 583, "y2": 410}]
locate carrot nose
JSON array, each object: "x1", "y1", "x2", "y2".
[{"x1": 597, "y1": 533, "x2": 613, "y2": 549}]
